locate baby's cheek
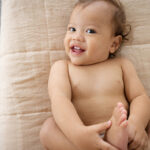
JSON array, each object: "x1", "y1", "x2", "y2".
[
  {"x1": 64, "y1": 37, "x2": 68, "y2": 46},
  {"x1": 87, "y1": 39, "x2": 98, "y2": 49}
]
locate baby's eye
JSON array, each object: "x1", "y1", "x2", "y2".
[
  {"x1": 68, "y1": 27, "x2": 76, "y2": 32},
  {"x1": 86, "y1": 29, "x2": 96, "y2": 34}
]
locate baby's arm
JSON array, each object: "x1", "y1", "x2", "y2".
[
  {"x1": 121, "y1": 58, "x2": 150, "y2": 149},
  {"x1": 48, "y1": 60, "x2": 84, "y2": 141}
]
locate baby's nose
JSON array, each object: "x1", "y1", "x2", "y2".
[{"x1": 72, "y1": 31, "x2": 85, "y2": 42}]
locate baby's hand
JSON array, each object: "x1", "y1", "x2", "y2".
[
  {"x1": 128, "y1": 122, "x2": 148, "y2": 150},
  {"x1": 74, "y1": 121, "x2": 118, "y2": 150}
]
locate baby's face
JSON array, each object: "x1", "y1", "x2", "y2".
[{"x1": 64, "y1": 1, "x2": 117, "y2": 65}]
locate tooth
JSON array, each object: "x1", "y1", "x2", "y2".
[{"x1": 74, "y1": 46, "x2": 80, "y2": 50}]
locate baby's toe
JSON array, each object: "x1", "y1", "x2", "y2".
[
  {"x1": 120, "y1": 120, "x2": 128, "y2": 127},
  {"x1": 119, "y1": 114, "x2": 127, "y2": 125}
]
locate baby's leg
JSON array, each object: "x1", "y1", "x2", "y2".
[
  {"x1": 40, "y1": 117, "x2": 77, "y2": 150},
  {"x1": 105, "y1": 103, "x2": 128, "y2": 150}
]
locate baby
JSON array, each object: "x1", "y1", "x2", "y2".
[{"x1": 40, "y1": 0, "x2": 150, "y2": 150}]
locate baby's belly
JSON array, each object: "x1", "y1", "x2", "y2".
[{"x1": 72, "y1": 96, "x2": 129, "y2": 125}]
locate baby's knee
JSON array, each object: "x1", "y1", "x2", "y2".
[{"x1": 40, "y1": 117, "x2": 55, "y2": 145}]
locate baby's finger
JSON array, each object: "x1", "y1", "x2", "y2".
[
  {"x1": 142, "y1": 135, "x2": 148, "y2": 149},
  {"x1": 136, "y1": 141, "x2": 146, "y2": 150},
  {"x1": 128, "y1": 139, "x2": 140, "y2": 150},
  {"x1": 136, "y1": 140, "x2": 148, "y2": 150},
  {"x1": 136, "y1": 132, "x2": 149, "y2": 150},
  {"x1": 93, "y1": 120, "x2": 112, "y2": 133}
]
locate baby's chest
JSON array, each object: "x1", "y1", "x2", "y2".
[{"x1": 69, "y1": 64, "x2": 124, "y2": 98}]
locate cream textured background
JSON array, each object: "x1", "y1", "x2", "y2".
[{"x1": 0, "y1": 0, "x2": 150, "y2": 149}]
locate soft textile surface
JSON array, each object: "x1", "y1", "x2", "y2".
[{"x1": 0, "y1": 0, "x2": 150, "y2": 149}]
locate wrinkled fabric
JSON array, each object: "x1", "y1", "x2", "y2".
[{"x1": 0, "y1": 0, "x2": 150, "y2": 149}]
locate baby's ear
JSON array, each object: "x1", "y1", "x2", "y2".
[{"x1": 110, "y1": 35, "x2": 122, "y2": 53}]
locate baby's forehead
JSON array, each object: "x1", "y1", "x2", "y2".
[
  {"x1": 71, "y1": 1, "x2": 115, "y2": 23},
  {"x1": 76, "y1": 0, "x2": 114, "y2": 10}
]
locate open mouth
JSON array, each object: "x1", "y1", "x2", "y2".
[{"x1": 70, "y1": 46, "x2": 85, "y2": 55}]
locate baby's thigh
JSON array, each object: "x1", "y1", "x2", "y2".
[
  {"x1": 40, "y1": 117, "x2": 57, "y2": 146},
  {"x1": 40, "y1": 117, "x2": 77, "y2": 150}
]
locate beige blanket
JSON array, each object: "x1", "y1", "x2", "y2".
[{"x1": 0, "y1": 0, "x2": 150, "y2": 149}]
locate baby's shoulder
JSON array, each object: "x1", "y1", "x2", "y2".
[
  {"x1": 52, "y1": 59, "x2": 68, "y2": 65},
  {"x1": 113, "y1": 57, "x2": 136, "y2": 74},
  {"x1": 112, "y1": 56, "x2": 133, "y2": 66},
  {"x1": 51, "y1": 59, "x2": 68, "y2": 68},
  {"x1": 50, "y1": 59, "x2": 70, "y2": 74}
]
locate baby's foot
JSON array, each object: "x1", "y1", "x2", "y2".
[{"x1": 105, "y1": 103, "x2": 128, "y2": 150}]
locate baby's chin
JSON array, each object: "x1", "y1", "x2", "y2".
[
  {"x1": 69, "y1": 58, "x2": 108, "y2": 66},
  {"x1": 69, "y1": 59, "x2": 85, "y2": 66}
]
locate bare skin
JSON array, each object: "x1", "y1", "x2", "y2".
[
  {"x1": 40, "y1": 1, "x2": 150, "y2": 150},
  {"x1": 40, "y1": 103, "x2": 128, "y2": 150},
  {"x1": 68, "y1": 58, "x2": 129, "y2": 150},
  {"x1": 105, "y1": 102, "x2": 128, "y2": 150}
]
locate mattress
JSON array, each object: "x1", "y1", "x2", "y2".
[{"x1": 0, "y1": 0, "x2": 150, "y2": 149}]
